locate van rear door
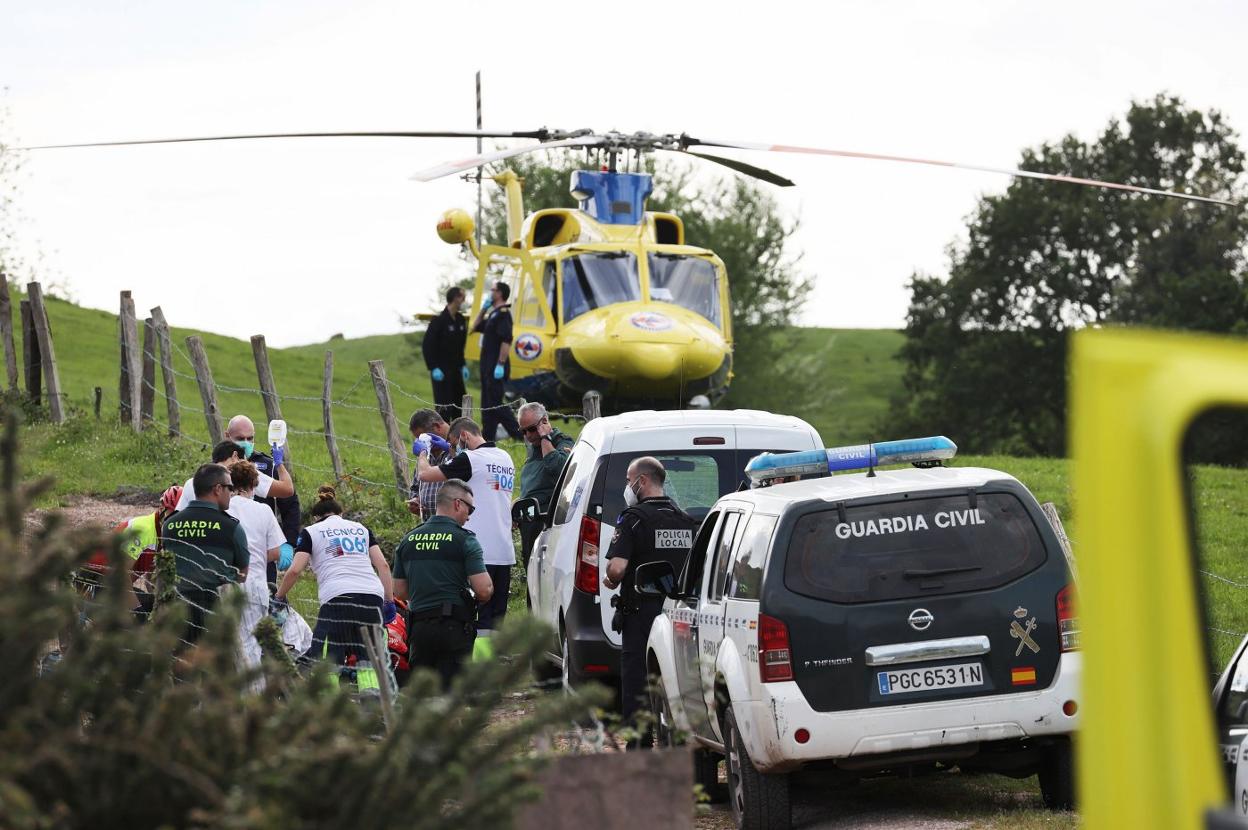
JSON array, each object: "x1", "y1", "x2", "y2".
[{"x1": 762, "y1": 483, "x2": 1070, "y2": 712}]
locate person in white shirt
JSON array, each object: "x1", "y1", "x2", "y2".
[
  {"x1": 273, "y1": 485, "x2": 395, "y2": 694},
  {"x1": 175, "y1": 440, "x2": 294, "y2": 512},
  {"x1": 227, "y1": 461, "x2": 286, "y2": 675},
  {"x1": 416, "y1": 416, "x2": 515, "y2": 654}
]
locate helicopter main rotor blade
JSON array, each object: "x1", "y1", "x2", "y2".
[
  {"x1": 687, "y1": 138, "x2": 1238, "y2": 207},
  {"x1": 410, "y1": 136, "x2": 606, "y2": 182},
  {"x1": 678, "y1": 150, "x2": 795, "y2": 187},
  {"x1": 20, "y1": 130, "x2": 552, "y2": 151}
]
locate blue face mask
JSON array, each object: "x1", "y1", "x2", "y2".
[{"x1": 236, "y1": 440, "x2": 254, "y2": 460}]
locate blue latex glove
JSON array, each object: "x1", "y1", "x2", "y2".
[
  {"x1": 461, "y1": 365, "x2": 470, "y2": 382},
  {"x1": 382, "y1": 600, "x2": 398, "y2": 625},
  {"x1": 272, "y1": 444, "x2": 285, "y2": 467},
  {"x1": 431, "y1": 367, "x2": 445, "y2": 382},
  {"x1": 269, "y1": 596, "x2": 289, "y2": 625},
  {"x1": 493, "y1": 364, "x2": 505, "y2": 381},
  {"x1": 428, "y1": 434, "x2": 451, "y2": 453},
  {"x1": 278, "y1": 543, "x2": 294, "y2": 571},
  {"x1": 412, "y1": 435, "x2": 431, "y2": 456}
]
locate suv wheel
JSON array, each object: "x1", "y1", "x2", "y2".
[
  {"x1": 1038, "y1": 739, "x2": 1075, "y2": 810},
  {"x1": 725, "y1": 705, "x2": 790, "y2": 830}
]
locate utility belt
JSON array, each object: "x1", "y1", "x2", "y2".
[
  {"x1": 408, "y1": 601, "x2": 476, "y2": 624},
  {"x1": 610, "y1": 594, "x2": 640, "y2": 633}
]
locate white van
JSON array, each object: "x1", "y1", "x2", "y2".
[{"x1": 518, "y1": 409, "x2": 822, "y2": 691}]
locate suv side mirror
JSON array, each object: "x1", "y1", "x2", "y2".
[
  {"x1": 635, "y1": 560, "x2": 680, "y2": 600},
  {"x1": 511, "y1": 497, "x2": 542, "y2": 526}
]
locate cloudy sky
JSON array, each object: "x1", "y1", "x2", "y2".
[{"x1": 2, "y1": 0, "x2": 1245, "y2": 346}]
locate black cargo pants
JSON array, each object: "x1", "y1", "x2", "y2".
[
  {"x1": 620, "y1": 598, "x2": 665, "y2": 749},
  {"x1": 409, "y1": 616, "x2": 476, "y2": 691}
]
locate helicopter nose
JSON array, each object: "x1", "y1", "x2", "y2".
[{"x1": 629, "y1": 343, "x2": 681, "y2": 380}]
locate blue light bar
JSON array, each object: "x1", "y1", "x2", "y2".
[{"x1": 745, "y1": 436, "x2": 957, "y2": 484}]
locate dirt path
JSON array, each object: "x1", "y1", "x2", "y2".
[{"x1": 30, "y1": 494, "x2": 149, "y2": 533}]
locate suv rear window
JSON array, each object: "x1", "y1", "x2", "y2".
[
  {"x1": 598, "y1": 449, "x2": 782, "y2": 524},
  {"x1": 783, "y1": 492, "x2": 1048, "y2": 604}
]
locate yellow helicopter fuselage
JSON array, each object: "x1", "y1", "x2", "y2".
[{"x1": 442, "y1": 171, "x2": 733, "y2": 408}]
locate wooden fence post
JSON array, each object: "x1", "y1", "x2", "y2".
[
  {"x1": 185, "y1": 335, "x2": 223, "y2": 444},
  {"x1": 140, "y1": 317, "x2": 156, "y2": 426},
  {"x1": 150, "y1": 307, "x2": 180, "y2": 439},
  {"x1": 20, "y1": 300, "x2": 40, "y2": 404},
  {"x1": 323, "y1": 351, "x2": 344, "y2": 479},
  {"x1": 0, "y1": 273, "x2": 19, "y2": 392},
  {"x1": 369, "y1": 360, "x2": 411, "y2": 499},
  {"x1": 118, "y1": 291, "x2": 141, "y2": 430},
  {"x1": 26, "y1": 283, "x2": 64, "y2": 423},
  {"x1": 582, "y1": 390, "x2": 601, "y2": 421},
  {"x1": 94, "y1": 387, "x2": 102, "y2": 420},
  {"x1": 461, "y1": 393, "x2": 474, "y2": 422},
  {"x1": 250, "y1": 335, "x2": 295, "y2": 484}
]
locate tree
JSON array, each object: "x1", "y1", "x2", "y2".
[
  {"x1": 889, "y1": 95, "x2": 1248, "y2": 457},
  {"x1": 472, "y1": 152, "x2": 811, "y2": 409}
]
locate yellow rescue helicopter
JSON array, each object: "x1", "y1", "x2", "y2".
[
  {"x1": 428, "y1": 160, "x2": 736, "y2": 409},
  {"x1": 27, "y1": 126, "x2": 1236, "y2": 409}
]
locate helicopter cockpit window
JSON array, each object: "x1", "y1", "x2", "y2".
[
  {"x1": 647, "y1": 254, "x2": 721, "y2": 327},
  {"x1": 562, "y1": 252, "x2": 640, "y2": 323}
]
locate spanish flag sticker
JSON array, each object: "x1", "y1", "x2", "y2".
[{"x1": 1011, "y1": 666, "x2": 1037, "y2": 686}]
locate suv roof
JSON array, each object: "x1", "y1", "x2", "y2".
[
  {"x1": 579, "y1": 409, "x2": 819, "y2": 447},
  {"x1": 729, "y1": 465, "x2": 1024, "y2": 514}
]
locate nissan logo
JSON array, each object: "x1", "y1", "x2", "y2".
[{"x1": 908, "y1": 608, "x2": 934, "y2": 631}]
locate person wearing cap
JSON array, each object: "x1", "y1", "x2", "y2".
[{"x1": 471, "y1": 280, "x2": 522, "y2": 442}]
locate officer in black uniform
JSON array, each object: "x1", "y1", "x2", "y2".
[
  {"x1": 422, "y1": 286, "x2": 469, "y2": 422},
  {"x1": 391, "y1": 478, "x2": 494, "y2": 690},
  {"x1": 472, "y1": 280, "x2": 522, "y2": 441},
  {"x1": 603, "y1": 456, "x2": 698, "y2": 748}
]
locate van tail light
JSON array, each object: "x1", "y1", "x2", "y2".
[
  {"x1": 574, "y1": 516, "x2": 601, "y2": 595},
  {"x1": 759, "y1": 613, "x2": 794, "y2": 682},
  {"x1": 1057, "y1": 584, "x2": 1079, "y2": 652}
]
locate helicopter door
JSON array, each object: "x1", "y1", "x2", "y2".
[{"x1": 510, "y1": 255, "x2": 557, "y2": 379}]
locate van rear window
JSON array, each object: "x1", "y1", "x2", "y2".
[{"x1": 783, "y1": 493, "x2": 1048, "y2": 604}]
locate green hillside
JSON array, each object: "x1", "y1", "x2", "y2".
[{"x1": 16, "y1": 293, "x2": 906, "y2": 495}]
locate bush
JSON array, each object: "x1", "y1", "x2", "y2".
[{"x1": 0, "y1": 410, "x2": 596, "y2": 829}]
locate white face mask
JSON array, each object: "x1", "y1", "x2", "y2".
[{"x1": 623, "y1": 478, "x2": 639, "y2": 508}]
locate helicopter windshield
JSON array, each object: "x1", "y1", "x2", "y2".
[
  {"x1": 647, "y1": 253, "x2": 722, "y2": 327},
  {"x1": 562, "y1": 252, "x2": 640, "y2": 322}
]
